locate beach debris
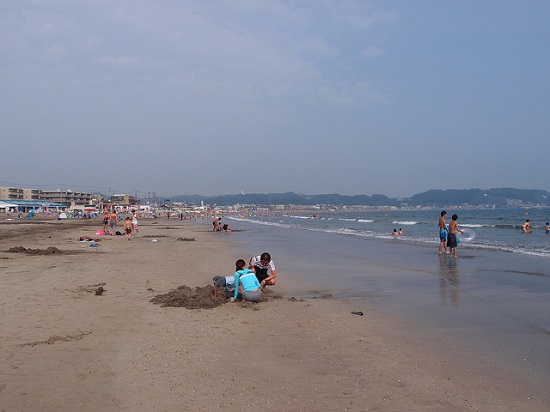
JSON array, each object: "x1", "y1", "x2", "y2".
[
  {"x1": 351, "y1": 311, "x2": 364, "y2": 316},
  {"x1": 77, "y1": 283, "x2": 106, "y2": 295},
  {"x1": 176, "y1": 237, "x2": 195, "y2": 241}
]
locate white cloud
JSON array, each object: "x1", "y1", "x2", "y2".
[{"x1": 360, "y1": 46, "x2": 385, "y2": 58}]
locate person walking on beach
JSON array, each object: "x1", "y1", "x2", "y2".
[
  {"x1": 233, "y1": 259, "x2": 262, "y2": 302},
  {"x1": 250, "y1": 252, "x2": 277, "y2": 289},
  {"x1": 109, "y1": 210, "x2": 118, "y2": 236},
  {"x1": 447, "y1": 214, "x2": 464, "y2": 258},
  {"x1": 438, "y1": 211, "x2": 448, "y2": 254},
  {"x1": 124, "y1": 217, "x2": 132, "y2": 240},
  {"x1": 132, "y1": 212, "x2": 139, "y2": 235}
]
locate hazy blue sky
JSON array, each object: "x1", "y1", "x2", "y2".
[{"x1": 1, "y1": 1, "x2": 549, "y2": 199}]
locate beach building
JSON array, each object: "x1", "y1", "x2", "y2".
[
  {"x1": 109, "y1": 194, "x2": 138, "y2": 207},
  {"x1": 23, "y1": 188, "x2": 42, "y2": 200},
  {"x1": 0, "y1": 199, "x2": 67, "y2": 213},
  {"x1": 0, "y1": 187, "x2": 24, "y2": 200},
  {"x1": 40, "y1": 190, "x2": 96, "y2": 206}
]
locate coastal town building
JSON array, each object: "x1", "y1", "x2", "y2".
[
  {"x1": 109, "y1": 194, "x2": 138, "y2": 206},
  {"x1": 0, "y1": 186, "x2": 101, "y2": 210}
]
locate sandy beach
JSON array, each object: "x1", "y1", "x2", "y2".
[{"x1": 0, "y1": 217, "x2": 548, "y2": 411}]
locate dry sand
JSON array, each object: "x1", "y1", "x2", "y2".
[{"x1": 0, "y1": 217, "x2": 547, "y2": 411}]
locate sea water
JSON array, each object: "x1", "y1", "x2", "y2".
[{"x1": 225, "y1": 207, "x2": 550, "y2": 398}]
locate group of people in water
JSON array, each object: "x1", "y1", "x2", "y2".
[
  {"x1": 520, "y1": 219, "x2": 550, "y2": 234},
  {"x1": 212, "y1": 252, "x2": 276, "y2": 303}
]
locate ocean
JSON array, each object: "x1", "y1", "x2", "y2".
[{"x1": 222, "y1": 207, "x2": 550, "y2": 398}]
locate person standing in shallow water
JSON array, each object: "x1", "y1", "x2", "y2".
[
  {"x1": 447, "y1": 214, "x2": 464, "y2": 258},
  {"x1": 438, "y1": 211, "x2": 448, "y2": 254}
]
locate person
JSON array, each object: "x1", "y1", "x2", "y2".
[
  {"x1": 109, "y1": 209, "x2": 118, "y2": 236},
  {"x1": 447, "y1": 214, "x2": 464, "y2": 258},
  {"x1": 521, "y1": 219, "x2": 532, "y2": 234},
  {"x1": 250, "y1": 252, "x2": 276, "y2": 289},
  {"x1": 212, "y1": 217, "x2": 221, "y2": 231},
  {"x1": 392, "y1": 229, "x2": 399, "y2": 237},
  {"x1": 131, "y1": 212, "x2": 139, "y2": 235},
  {"x1": 222, "y1": 223, "x2": 233, "y2": 232},
  {"x1": 399, "y1": 228, "x2": 403, "y2": 236},
  {"x1": 233, "y1": 259, "x2": 262, "y2": 302},
  {"x1": 124, "y1": 216, "x2": 132, "y2": 240},
  {"x1": 546, "y1": 222, "x2": 550, "y2": 235},
  {"x1": 212, "y1": 274, "x2": 235, "y2": 299},
  {"x1": 438, "y1": 211, "x2": 448, "y2": 254},
  {"x1": 102, "y1": 211, "x2": 109, "y2": 234}
]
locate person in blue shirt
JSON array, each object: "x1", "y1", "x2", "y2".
[{"x1": 233, "y1": 259, "x2": 262, "y2": 302}]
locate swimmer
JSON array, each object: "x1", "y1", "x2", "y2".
[
  {"x1": 546, "y1": 222, "x2": 549, "y2": 235},
  {"x1": 521, "y1": 219, "x2": 532, "y2": 234}
]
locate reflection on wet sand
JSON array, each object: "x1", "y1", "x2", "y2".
[{"x1": 438, "y1": 254, "x2": 460, "y2": 307}]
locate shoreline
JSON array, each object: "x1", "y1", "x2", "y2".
[{"x1": 1, "y1": 218, "x2": 548, "y2": 410}]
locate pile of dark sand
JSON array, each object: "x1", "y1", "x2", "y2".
[
  {"x1": 7, "y1": 246, "x2": 74, "y2": 255},
  {"x1": 150, "y1": 285, "x2": 222, "y2": 309},
  {"x1": 150, "y1": 285, "x2": 284, "y2": 309}
]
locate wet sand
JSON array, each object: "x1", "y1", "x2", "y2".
[{"x1": 0, "y1": 217, "x2": 548, "y2": 411}]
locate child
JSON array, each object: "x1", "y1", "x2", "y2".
[
  {"x1": 124, "y1": 216, "x2": 132, "y2": 240},
  {"x1": 233, "y1": 259, "x2": 262, "y2": 302},
  {"x1": 212, "y1": 275, "x2": 235, "y2": 299},
  {"x1": 131, "y1": 213, "x2": 139, "y2": 235},
  {"x1": 447, "y1": 214, "x2": 464, "y2": 258}
]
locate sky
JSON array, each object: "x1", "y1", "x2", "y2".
[{"x1": 1, "y1": 1, "x2": 549, "y2": 199}]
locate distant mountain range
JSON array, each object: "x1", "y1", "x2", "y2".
[{"x1": 171, "y1": 188, "x2": 550, "y2": 208}]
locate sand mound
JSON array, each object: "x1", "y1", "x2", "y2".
[
  {"x1": 7, "y1": 246, "x2": 72, "y2": 255},
  {"x1": 150, "y1": 285, "x2": 222, "y2": 309},
  {"x1": 150, "y1": 285, "x2": 284, "y2": 309}
]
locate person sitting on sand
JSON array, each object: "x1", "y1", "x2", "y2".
[
  {"x1": 222, "y1": 223, "x2": 233, "y2": 232},
  {"x1": 250, "y1": 252, "x2": 277, "y2": 290},
  {"x1": 521, "y1": 219, "x2": 532, "y2": 234},
  {"x1": 124, "y1": 217, "x2": 132, "y2": 240},
  {"x1": 233, "y1": 259, "x2": 262, "y2": 302},
  {"x1": 212, "y1": 274, "x2": 235, "y2": 299},
  {"x1": 447, "y1": 214, "x2": 464, "y2": 258}
]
